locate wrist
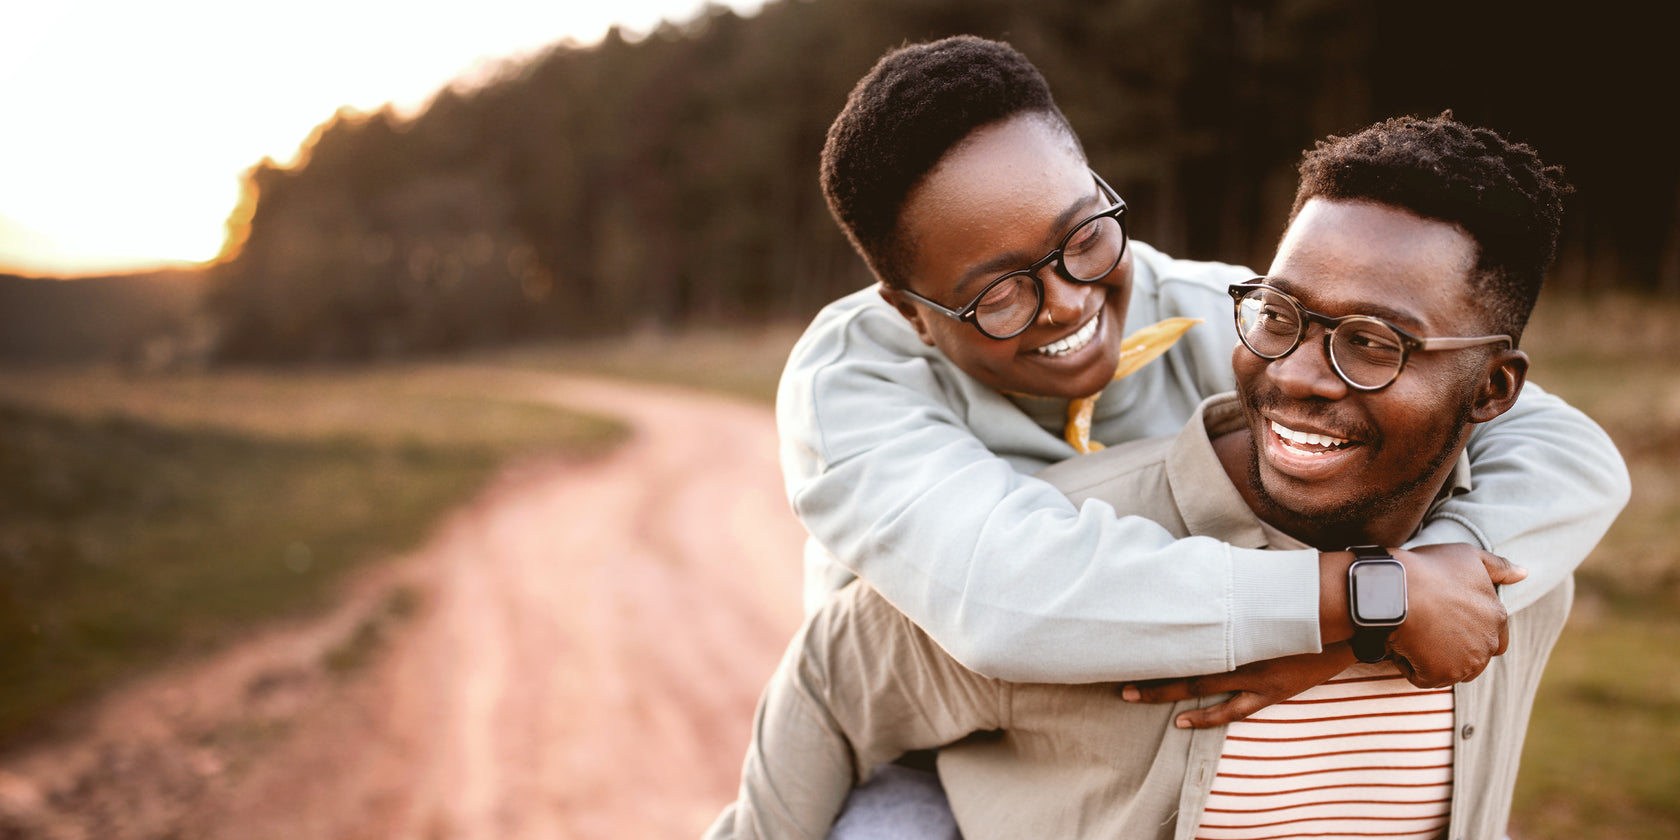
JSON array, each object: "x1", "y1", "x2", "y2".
[
  {"x1": 1324, "y1": 640, "x2": 1359, "y2": 667},
  {"x1": 1318, "y1": 550, "x2": 1357, "y2": 644}
]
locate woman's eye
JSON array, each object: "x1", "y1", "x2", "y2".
[
  {"x1": 976, "y1": 280, "x2": 1018, "y2": 311},
  {"x1": 1064, "y1": 222, "x2": 1103, "y2": 256}
]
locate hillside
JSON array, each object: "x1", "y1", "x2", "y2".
[{"x1": 0, "y1": 269, "x2": 209, "y2": 365}]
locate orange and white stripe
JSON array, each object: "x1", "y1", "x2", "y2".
[{"x1": 1194, "y1": 661, "x2": 1454, "y2": 840}]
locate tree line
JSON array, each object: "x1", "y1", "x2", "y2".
[{"x1": 204, "y1": 0, "x2": 1676, "y2": 362}]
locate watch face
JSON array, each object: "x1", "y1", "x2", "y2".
[{"x1": 1353, "y1": 561, "x2": 1407, "y2": 624}]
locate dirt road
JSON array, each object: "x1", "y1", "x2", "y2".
[{"x1": 0, "y1": 372, "x2": 807, "y2": 839}]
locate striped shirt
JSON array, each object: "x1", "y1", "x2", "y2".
[{"x1": 1195, "y1": 661, "x2": 1454, "y2": 840}]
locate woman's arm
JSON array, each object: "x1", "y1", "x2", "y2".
[
  {"x1": 778, "y1": 290, "x2": 1321, "y2": 683},
  {"x1": 1410, "y1": 381, "x2": 1630, "y2": 610}
]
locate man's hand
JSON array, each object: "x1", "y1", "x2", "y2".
[
  {"x1": 1385, "y1": 543, "x2": 1527, "y2": 688},
  {"x1": 1118, "y1": 643, "x2": 1357, "y2": 729}
]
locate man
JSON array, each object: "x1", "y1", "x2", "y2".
[{"x1": 712, "y1": 112, "x2": 1622, "y2": 839}]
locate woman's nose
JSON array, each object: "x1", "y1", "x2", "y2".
[{"x1": 1039, "y1": 274, "x2": 1091, "y2": 327}]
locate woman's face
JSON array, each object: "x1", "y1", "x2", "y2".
[{"x1": 884, "y1": 114, "x2": 1134, "y2": 399}]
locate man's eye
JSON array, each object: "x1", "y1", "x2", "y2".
[
  {"x1": 1344, "y1": 328, "x2": 1400, "y2": 352},
  {"x1": 1338, "y1": 328, "x2": 1404, "y2": 366},
  {"x1": 1257, "y1": 306, "x2": 1296, "y2": 332}
]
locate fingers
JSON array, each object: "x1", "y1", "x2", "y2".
[
  {"x1": 1391, "y1": 651, "x2": 1447, "y2": 689},
  {"x1": 1392, "y1": 653, "x2": 1451, "y2": 689},
  {"x1": 1122, "y1": 648, "x2": 1359, "y2": 728},
  {"x1": 1391, "y1": 645, "x2": 1494, "y2": 688},
  {"x1": 1391, "y1": 652, "x2": 1420, "y2": 685},
  {"x1": 1477, "y1": 549, "x2": 1528, "y2": 586},
  {"x1": 1408, "y1": 542, "x2": 1528, "y2": 586},
  {"x1": 1118, "y1": 682, "x2": 1265, "y2": 729},
  {"x1": 1172, "y1": 693, "x2": 1268, "y2": 729},
  {"x1": 1119, "y1": 675, "x2": 1215, "y2": 704}
]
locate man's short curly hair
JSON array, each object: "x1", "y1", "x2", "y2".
[
  {"x1": 821, "y1": 36, "x2": 1080, "y2": 288},
  {"x1": 1292, "y1": 111, "x2": 1571, "y2": 343}
]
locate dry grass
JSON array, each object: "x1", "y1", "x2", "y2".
[
  {"x1": 0, "y1": 362, "x2": 626, "y2": 457},
  {"x1": 487, "y1": 321, "x2": 807, "y2": 406},
  {"x1": 1508, "y1": 290, "x2": 1680, "y2": 839},
  {"x1": 1521, "y1": 291, "x2": 1680, "y2": 608},
  {"x1": 0, "y1": 360, "x2": 628, "y2": 748}
]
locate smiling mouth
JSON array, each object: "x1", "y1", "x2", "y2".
[
  {"x1": 1269, "y1": 419, "x2": 1353, "y2": 456},
  {"x1": 1033, "y1": 311, "x2": 1100, "y2": 357}
]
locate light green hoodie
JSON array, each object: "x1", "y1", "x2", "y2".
[{"x1": 776, "y1": 240, "x2": 1629, "y2": 683}]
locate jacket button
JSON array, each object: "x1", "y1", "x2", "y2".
[{"x1": 1460, "y1": 724, "x2": 1475, "y2": 740}]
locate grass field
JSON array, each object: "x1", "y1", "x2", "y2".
[
  {"x1": 489, "y1": 321, "x2": 808, "y2": 405},
  {"x1": 1506, "y1": 293, "x2": 1680, "y2": 840},
  {"x1": 0, "y1": 362, "x2": 628, "y2": 748},
  {"x1": 0, "y1": 295, "x2": 1674, "y2": 838}
]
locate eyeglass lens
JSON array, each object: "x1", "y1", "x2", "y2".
[
  {"x1": 1234, "y1": 288, "x2": 1406, "y2": 389},
  {"x1": 973, "y1": 214, "x2": 1126, "y2": 338}
]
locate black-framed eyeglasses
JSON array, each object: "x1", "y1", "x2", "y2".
[
  {"x1": 1228, "y1": 279, "x2": 1513, "y2": 391},
  {"x1": 897, "y1": 171, "x2": 1129, "y2": 340}
]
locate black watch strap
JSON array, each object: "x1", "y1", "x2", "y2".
[
  {"x1": 1350, "y1": 545, "x2": 1393, "y2": 563},
  {"x1": 1351, "y1": 627, "x2": 1393, "y2": 663}
]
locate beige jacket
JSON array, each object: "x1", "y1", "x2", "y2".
[{"x1": 708, "y1": 394, "x2": 1573, "y2": 840}]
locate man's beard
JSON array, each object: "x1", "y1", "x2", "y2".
[{"x1": 1241, "y1": 391, "x2": 1476, "y2": 547}]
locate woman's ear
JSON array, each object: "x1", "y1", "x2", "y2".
[
  {"x1": 1469, "y1": 348, "x2": 1530, "y2": 424},
  {"x1": 878, "y1": 284, "x2": 937, "y2": 346}
]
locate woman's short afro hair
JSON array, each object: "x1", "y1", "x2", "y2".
[
  {"x1": 820, "y1": 36, "x2": 1078, "y2": 287},
  {"x1": 1293, "y1": 111, "x2": 1572, "y2": 342}
]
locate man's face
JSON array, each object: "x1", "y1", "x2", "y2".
[
  {"x1": 1233, "y1": 198, "x2": 1505, "y2": 541},
  {"x1": 885, "y1": 115, "x2": 1134, "y2": 400}
]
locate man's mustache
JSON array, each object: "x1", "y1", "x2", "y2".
[{"x1": 1241, "y1": 386, "x2": 1381, "y2": 449}]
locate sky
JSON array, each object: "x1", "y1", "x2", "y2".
[{"x1": 0, "y1": 0, "x2": 760, "y2": 277}]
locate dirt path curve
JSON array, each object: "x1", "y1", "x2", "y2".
[{"x1": 0, "y1": 371, "x2": 807, "y2": 840}]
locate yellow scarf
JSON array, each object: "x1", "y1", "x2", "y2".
[{"x1": 1063, "y1": 317, "x2": 1202, "y2": 453}]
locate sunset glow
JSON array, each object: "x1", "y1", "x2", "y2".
[{"x1": 0, "y1": 0, "x2": 757, "y2": 277}]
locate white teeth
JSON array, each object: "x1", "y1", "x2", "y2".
[
  {"x1": 1270, "y1": 420, "x2": 1349, "y2": 449},
  {"x1": 1034, "y1": 312, "x2": 1100, "y2": 357}
]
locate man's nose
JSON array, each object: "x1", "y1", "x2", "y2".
[{"x1": 1269, "y1": 328, "x2": 1349, "y2": 398}]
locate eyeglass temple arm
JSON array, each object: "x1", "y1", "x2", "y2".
[
  {"x1": 1413, "y1": 334, "x2": 1514, "y2": 351},
  {"x1": 896, "y1": 287, "x2": 967, "y2": 320}
]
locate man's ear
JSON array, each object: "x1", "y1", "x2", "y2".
[
  {"x1": 877, "y1": 284, "x2": 937, "y2": 347},
  {"x1": 1469, "y1": 348, "x2": 1530, "y2": 423}
]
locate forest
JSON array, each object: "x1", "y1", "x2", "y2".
[{"x1": 11, "y1": 0, "x2": 1677, "y2": 363}]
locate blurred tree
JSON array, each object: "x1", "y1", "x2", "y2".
[{"x1": 202, "y1": 0, "x2": 1675, "y2": 363}]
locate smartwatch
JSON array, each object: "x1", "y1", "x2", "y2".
[{"x1": 1347, "y1": 545, "x2": 1407, "y2": 663}]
